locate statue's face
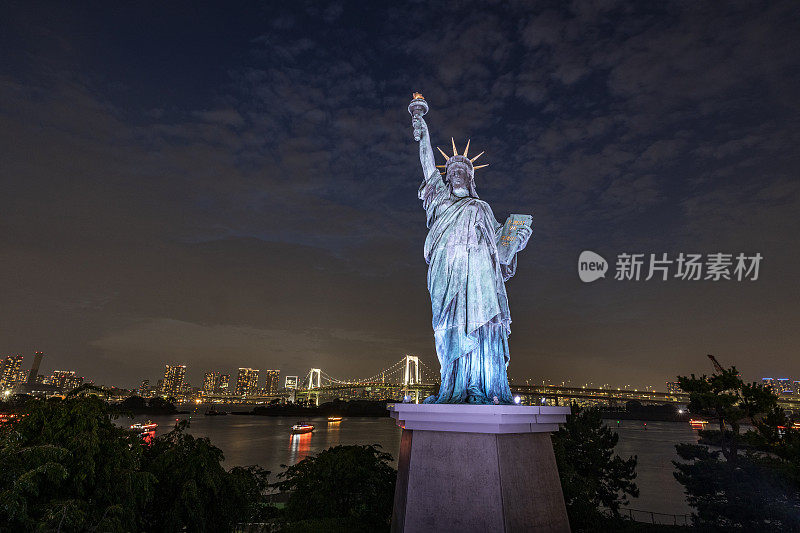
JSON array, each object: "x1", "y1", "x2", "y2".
[
  {"x1": 449, "y1": 166, "x2": 468, "y2": 188},
  {"x1": 447, "y1": 164, "x2": 472, "y2": 197}
]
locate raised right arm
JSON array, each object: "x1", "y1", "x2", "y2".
[{"x1": 413, "y1": 115, "x2": 438, "y2": 179}]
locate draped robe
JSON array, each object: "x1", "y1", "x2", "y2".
[{"x1": 419, "y1": 168, "x2": 516, "y2": 404}]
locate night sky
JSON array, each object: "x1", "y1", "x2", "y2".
[{"x1": 2, "y1": 1, "x2": 798, "y2": 389}]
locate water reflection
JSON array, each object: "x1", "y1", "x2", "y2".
[
  {"x1": 324, "y1": 419, "x2": 342, "y2": 448},
  {"x1": 288, "y1": 432, "x2": 312, "y2": 463},
  {"x1": 121, "y1": 414, "x2": 697, "y2": 516}
]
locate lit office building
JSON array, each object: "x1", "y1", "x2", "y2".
[
  {"x1": 264, "y1": 369, "x2": 280, "y2": 394},
  {"x1": 762, "y1": 378, "x2": 778, "y2": 391},
  {"x1": 236, "y1": 368, "x2": 259, "y2": 396},
  {"x1": 0, "y1": 355, "x2": 24, "y2": 387},
  {"x1": 219, "y1": 374, "x2": 230, "y2": 392},
  {"x1": 162, "y1": 365, "x2": 187, "y2": 395},
  {"x1": 284, "y1": 375, "x2": 298, "y2": 390},
  {"x1": 49, "y1": 370, "x2": 83, "y2": 391},
  {"x1": 203, "y1": 371, "x2": 220, "y2": 393},
  {"x1": 775, "y1": 378, "x2": 794, "y2": 394},
  {"x1": 139, "y1": 379, "x2": 150, "y2": 396},
  {"x1": 760, "y1": 377, "x2": 797, "y2": 395}
]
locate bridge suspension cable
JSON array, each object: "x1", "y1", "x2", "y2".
[{"x1": 302, "y1": 356, "x2": 435, "y2": 387}]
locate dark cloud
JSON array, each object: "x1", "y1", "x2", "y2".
[{"x1": 0, "y1": 0, "x2": 798, "y2": 388}]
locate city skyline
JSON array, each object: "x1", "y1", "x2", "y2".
[
  {"x1": 3, "y1": 350, "x2": 799, "y2": 394},
  {"x1": 2, "y1": 2, "x2": 799, "y2": 388}
]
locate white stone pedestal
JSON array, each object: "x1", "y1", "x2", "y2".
[{"x1": 389, "y1": 404, "x2": 571, "y2": 533}]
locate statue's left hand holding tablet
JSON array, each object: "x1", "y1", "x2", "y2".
[{"x1": 516, "y1": 224, "x2": 533, "y2": 250}]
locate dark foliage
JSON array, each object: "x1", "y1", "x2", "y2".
[
  {"x1": 147, "y1": 396, "x2": 178, "y2": 412},
  {"x1": 120, "y1": 394, "x2": 147, "y2": 410},
  {"x1": 0, "y1": 397, "x2": 271, "y2": 532},
  {"x1": 674, "y1": 366, "x2": 800, "y2": 530},
  {"x1": 115, "y1": 394, "x2": 178, "y2": 414},
  {"x1": 0, "y1": 396, "x2": 153, "y2": 531},
  {"x1": 141, "y1": 420, "x2": 271, "y2": 532},
  {"x1": 552, "y1": 404, "x2": 639, "y2": 530},
  {"x1": 273, "y1": 444, "x2": 396, "y2": 532}
]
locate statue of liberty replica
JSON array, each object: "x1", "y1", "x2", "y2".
[
  {"x1": 389, "y1": 95, "x2": 569, "y2": 533},
  {"x1": 409, "y1": 94, "x2": 532, "y2": 405}
]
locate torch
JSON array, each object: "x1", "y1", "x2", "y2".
[{"x1": 408, "y1": 92, "x2": 429, "y2": 141}]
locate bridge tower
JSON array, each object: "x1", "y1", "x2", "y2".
[
  {"x1": 402, "y1": 355, "x2": 422, "y2": 403},
  {"x1": 308, "y1": 368, "x2": 322, "y2": 389},
  {"x1": 403, "y1": 355, "x2": 420, "y2": 387},
  {"x1": 302, "y1": 368, "x2": 323, "y2": 407}
]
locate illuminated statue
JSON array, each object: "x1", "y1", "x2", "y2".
[{"x1": 409, "y1": 95, "x2": 532, "y2": 404}]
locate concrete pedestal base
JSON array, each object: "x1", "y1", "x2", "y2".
[{"x1": 389, "y1": 404, "x2": 571, "y2": 533}]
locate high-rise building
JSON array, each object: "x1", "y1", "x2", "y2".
[
  {"x1": 775, "y1": 378, "x2": 793, "y2": 394},
  {"x1": 27, "y1": 351, "x2": 44, "y2": 385},
  {"x1": 236, "y1": 368, "x2": 259, "y2": 396},
  {"x1": 760, "y1": 377, "x2": 797, "y2": 394},
  {"x1": 264, "y1": 369, "x2": 280, "y2": 394},
  {"x1": 0, "y1": 355, "x2": 24, "y2": 387},
  {"x1": 162, "y1": 365, "x2": 186, "y2": 395},
  {"x1": 49, "y1": 370, "x2": 83, "y2": 391},
  {"x1": 219, "y1": 374, "x2": 230, "y2": 393},
  {"x1": 67, "y1": 374, "x2": 83, "y2": 390},
  {"x1": 139, "y1": 379, "x2": 150, "y2": 396},
  {"x1": 49, "y1": 370, "x2": 72, "y2": 389},
  {"x1": 285, "y1": 376, "x2": 298, "y2": 389},
  {"x1": 666, "y1": 381, "x2": 681, "y2": 394},
  {"x1": 14, "y1": 367, "x2": 27, "y2": 384},
  {"x1": 203, "y1": 371, "x2": 220, "y2": 393}
]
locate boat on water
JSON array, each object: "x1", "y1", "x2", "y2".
[
  {"x1": 204, "y1": 408, "x2": 228, "y2": 416},
  {"x1": 689, "y1": 419, "x2": 708, "y2": 429},
  {"x1": 291, "y1": 422, "x2": 314, "y2": 434},
  {"x1": 327, "y1": 416, "x2": 343, "y2": 422},
  {"x1": 130, "y1": 421, "x2": 158, "y2": 431},
  {"x1": 130, "y1": 421, "x2": 158, "y2": 444}
]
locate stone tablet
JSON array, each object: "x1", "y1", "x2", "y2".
[{"x1": 498, "y1": 214, "x2": 533, "y2": 265}]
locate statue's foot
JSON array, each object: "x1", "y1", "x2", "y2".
[
  {"x1": 466, "y1": 395, "x2": 491, "y2": 405},
  {"x1": 466, "y1": 393, "x2": 514, "y2": 405}
]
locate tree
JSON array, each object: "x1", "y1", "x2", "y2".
[
  {"x1": 274, "y1": 444, "x2": 396, "y2": 532},
  {"x1": 677, "y1": 366, "x2": 775, "y2": 466},
  {"x1": 674, "y1": 366, "x2": 800, "y2": 530},
  {"x1": 0, "y1": 396, "x2": 153, "y2": 532},
  {"x1": 147, "y1": 396, "x2": 177, "y2": 413},
  {"x1": 140, "y1": 420, "x2": 270, "y2": 532},
  {"x1": 120, "y1": 394, "x2": 147, "y2": 410},
  {"x1": 552, "y1": 404, "x2": 639, "y2": 530},
  {"x1": 0, "y1": 397, "x2": 272, "y2": 533}
]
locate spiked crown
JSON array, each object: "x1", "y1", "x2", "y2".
[{"x1": 436, "y1": 138, "x2": 489, "y2": 177}]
